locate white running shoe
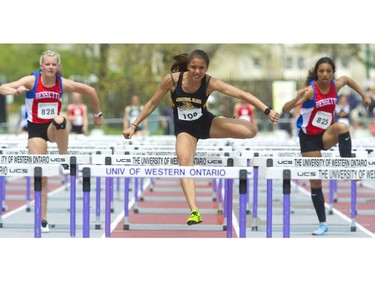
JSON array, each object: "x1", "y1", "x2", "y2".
[{"x1": 41, "y1": 220, "x2": 50, "y2": 233}]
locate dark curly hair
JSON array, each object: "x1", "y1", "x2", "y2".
[
  {"x1": 170, "y1": 49, "x2": 210, "y2": 73},
  {"x1": 305, "y1": 57, "x2": 336, "y2": 86}
]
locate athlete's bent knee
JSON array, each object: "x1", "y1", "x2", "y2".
[{"x1": 52, "y1": 117, "x2": 67, "y2": 130}]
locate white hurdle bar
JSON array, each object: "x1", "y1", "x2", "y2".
[
  {"x1": 90, "y1": 154, "x2": 248, "y2": 230},
  {"x1": 0, "y1": 164, "x2": 60, "y2": 238},
  {"x1": 246, "y1": 151, "x2": 371, "y2": 232},
  {"x1": 0, "y1": 154, "x2": 93, "y2": 237},
  {"x1": 78, "y1": 165, "x2": 253, "y2": 238},
  {"x1": 266, "y1": 166, "x2": 375, "y2": 238},
  {"x1": 90, "y1": 154, "x2": 246, "y2": 217}
]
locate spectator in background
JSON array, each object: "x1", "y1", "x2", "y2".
[
  {"x1": 123, "y1": 94, "x2": 148, "y2": 136},
  {"x1": 161, "y1": 101, "x2": 174, "y2": 135},
  {"x1": 16, "y1": 103, "x2": 28, "y2": 134},
  {"x1": 367, "y1": 86, "x2": 375, "y2": 117},
  {"x1": 351, "y1": 102, "x2": 368, "y2": 131},
  {"x1": 65, "y1": 92, "x2": 88, "y2": 135},
  {"x1": 335, "y1": 94, "x2": 351, "y2": 127},
  {"x1": 278, "y1": 111, "x2": 294, "y2": 138},
  {"x1": 233, "y1": 100, "x2": 257, "y2": 129},
  {"x1": 367, "y1": 86, "x2": 375, "y2": 135}
]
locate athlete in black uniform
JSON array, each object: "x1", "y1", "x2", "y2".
[{"x1": 123, "y1": 49, "x2": 279, "y2": 225}]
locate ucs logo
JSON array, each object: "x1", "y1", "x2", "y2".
[{"x1": 297, "y1": 171, "x2": 317, "y2": 177}]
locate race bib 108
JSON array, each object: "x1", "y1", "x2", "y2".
[{"x1": 177, "y1": 107, "x2": 202, "y2": 121}]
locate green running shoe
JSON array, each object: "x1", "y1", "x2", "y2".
[{"x1": 186, "y1": 210, "x2": 202, "y2": 225}]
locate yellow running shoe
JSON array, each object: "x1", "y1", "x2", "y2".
[{"x1": 186, "y1": 210, "x2": 202, "y2": 225}]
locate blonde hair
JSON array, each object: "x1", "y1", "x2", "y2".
[{"x1": 39, "y1": 50, "x2": 61, "y2": 65}]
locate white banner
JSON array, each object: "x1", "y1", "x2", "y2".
[{"x1": 78, "y1": 165, "x2": 253, "y2": 179}]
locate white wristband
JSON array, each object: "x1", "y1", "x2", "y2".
[{"x1": 94, "y1": 112, "x2": 102, "y2": 118}]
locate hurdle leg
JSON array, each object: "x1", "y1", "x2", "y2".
[
  {"x1": 26, "y1": 176, "x2": 32, "y2": 212},
  {"x1": 328, "y1": 179, "x2": 335, "y2": 215},
  {"x1": 1, "y1": 176, "x2": 7, "y2": 212},
  {"x1": 239, "y1": 170, "x2": 248, "y2": 238},
  {"x1": 116, "y1": 177, "x2": 121, "y2": 200},
  {"x1": 226, "y1": 178, "x2": 233, "y2": 238},
  {"x1": 95, "y1": 177, "x2": 101, "y2": 229},
  {"x1": 70, "y1": 175, "x2": 77, "y2": 237},
  {"x1": 266, "y1": 179, "x2": 273, "y2": 238},
  {"x1": 139, "y1": 178, "x2": 144, "y2": 201},
  {"x1": 123, "y1": 177, "x2": 130, "y2": 230},
  {"x1": 34, "y1": 167, "x2": 42, "y2": 238},
  {"x1": 282, "y1": 170, "x2": 291, "y2": 238},
  {"x1": 82, "y1": 168, "x2": 91, "y2": 238},
  {"x1": 110, "y1": 177, "x2": 114, "y2": 213},
  {"x1": 350, "y1": 180, "x2": 357, "y2": 232},
  {"x1": 105, "y1": 177, "x2": 112, "y2": 237},
  {"x1": 68, "y1": 158, "x2": 77, "y2": 237},
  {"x1": 252, "y1": 166, "x2": 259, "y2": 231},
  {"x1": 333, "y1": 179, "x2": 338, "y2": 202},
  {"x1": 246, "y1": 159, "x2": 251, "y2": 215},
  {"x1": 133, "y1": 177, "x2": 139, "y2": 213},
  {"x1": 149, "y1": 178, "x2": 155, "y2": 192},
  {"x1": 217, "y1": 178, "x2": 223, "y2": 214},
  {"x1": 223, "y1": 179, "x2": 227, "y2": 227},
  {"x1": 246, "y1": 177, "x2": 251, "y2": 214},
  {"x1": 0, "y1": 176, "x2": 3, "y2": 227},
  {"x1": 212, "y1": 178, "x2": 217, "y2": 202}
]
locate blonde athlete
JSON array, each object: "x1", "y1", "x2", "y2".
[{"x1": 0, "y1": 50, "x2": 103, "y2": 232}]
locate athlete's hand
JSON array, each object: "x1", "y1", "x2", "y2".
[
  {"x1": 296, "y1": 87, "x2": 308, "y2": 100},
  {"x1": 123, "y1": 127, "x2": 135, "y2": 139},
  {"x1": 15, "y1": 86, "x2": 29, "y2": 94},
  {"x1": 269, "y1": 110, "x2": 280, "y2": 125},
  {"x1": 363, "y1": 95, "x2": 372, "y2": 108},
  {"x1": 94, "y1": 116, "x2": 103, "y2": 127}
]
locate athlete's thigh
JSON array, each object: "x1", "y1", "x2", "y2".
[
  {"x1": 175, "y1": 133, "x2": 197, "y2": 165},
  {"x1": 210, "y1": 117, "x2": 256, "y2": 138},
  {"x1": 28, "y1": 138, "x2": 48, "y2": 154}
]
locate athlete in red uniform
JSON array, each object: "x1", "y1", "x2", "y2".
[
  {"x1": 0, "y1": 50, "x2": 103, "y2": 233},
  {"x1": 234, "y1": 100, "x2": 257, "y2": 128},
  {"x1": 66, "y1": 92, "x2": 88, "y2": 134},
  {"x1": 282, "y1": 57, "x2": 371, "y2": 236}
]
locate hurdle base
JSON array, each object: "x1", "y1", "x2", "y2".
[
  {"x1": 134, "y1": 207, "x2": 220, "y2": 215},
  {"x1": 123, "y1": 224, "x2": 225, "y2": 231},
  {"x1": 350, "y1": 226, "x2": 356, "y2": 232}
]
